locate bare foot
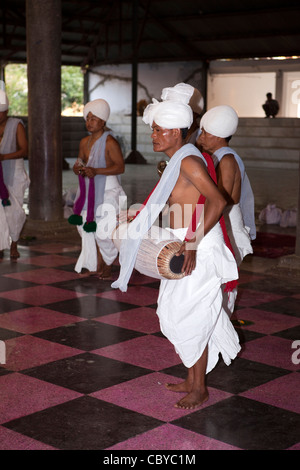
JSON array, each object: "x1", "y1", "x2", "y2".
[
  {"x1": 165, "y1": 380, "x2": 192, "y2": 393},
  {"x1": 10, "y1": 242, "x2": 20, "y2": 260},
  {"x1": 98, "y1": 265, "x2": 112, "y2": 280},
  {"x1": 175, "y1": 389, "x2": 209, "y2": 410}
]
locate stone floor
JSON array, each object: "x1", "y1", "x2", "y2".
[{"x1": 0, "y1": 159, "x2": 299, "y2": 453}]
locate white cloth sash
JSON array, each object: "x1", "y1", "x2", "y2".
[
  {"x1": 212, "y1": 147, "x2": 256, "y2": 240},
  {"x1": 111, "y1": 143, "x2": 206, "y2": 292}
]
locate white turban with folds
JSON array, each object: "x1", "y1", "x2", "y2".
[
  {"x1": 83, "y1": 99, "x2": 110, "y2": 122},
  {"x1": 200, "y1": 105, "x2": 238, "y2": 138},
  {"x1": 161, "y1": 82, "x2": 194, "y2": 104},
  {"x1": 0, "y1": 90, "x2": 9, "y2": 112},
  {"x1": 142, "y1": 98, "x2": 193, "y2": 129},
  {"x1": 161, "y1": 82, "x2": 204, "y2": 115}
]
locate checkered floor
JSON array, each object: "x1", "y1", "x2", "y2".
[{"x1": 0, "y1": 241, "x2": 299, "y2": 451}]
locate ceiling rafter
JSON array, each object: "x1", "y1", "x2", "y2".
[{"x1": 0, "y1": 1, "x2": 299, "y2": 66}]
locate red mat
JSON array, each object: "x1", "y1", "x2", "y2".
[{"x1": 252, "y1": 232, "x2": 296, "y2": 258}]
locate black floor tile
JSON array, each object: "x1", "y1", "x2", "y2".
[
  {"x1": 33, "y1": 320, "x2": 145, "y2": 351},
  {"x1": 51, "y1": 276, "x2": 114, "y2": 294},
  {"x1": 23, "y1": 352, "x2": 151, "y2": 393},
  {"x1": 163, "y1": 357, "x2": 290, "y2": 394},
  {"x1": 272, "y1": 324, "x2": 300, "y2": 341},
  {"x1": 206, "y1": 357, "x2": 291, "y2": 394},
  {"x1": 0, "y1": 298, "x2": 31, "y2": 314},
  {"x1": 0, "y1": 263, "x2": 41, "y2": 275},
  {"x1": 43, "y1": 296, "x2": 139, "y2": 318},
  {"x1": 4, "y1": 395, "x2": 163, "y2": 450},
  {"x1": 234, "y1": 325, "x2": 265, "y2": 344},
  {"x1": 253, "y1": 297, "x2": 300, "y2": 317},
  {"x1": 172, "y1": 395, "x2": 300, "y2": 450},
  {"x1": 0, "y1": 327, "x2": 23, "y2": 341},
  {"x1": 0, "y1": 277, "x2": 38, "y2": 292},
  {"x1": 240, "y1": 278, "x2": 300, "y2": 296}
]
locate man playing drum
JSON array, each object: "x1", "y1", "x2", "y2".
[{"x1": 112, "y1": 84, "x2": 240, "y2": 410}]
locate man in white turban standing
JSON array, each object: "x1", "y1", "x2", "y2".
[
  {"x1": 198, "y1": 105, "x2": 255, "y2": 315},
  {"x1": 112, "y1": 85, "x2": 240, "y2": 410},
  {"x1": 69, "y1": 98, "x2": 126, "y2": 279},
  {"x1": 0, "y1": 89, "x2": 29, "y2": 260}
]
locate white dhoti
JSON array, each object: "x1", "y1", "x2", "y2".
[
  {"x1": 1, "y1": 119, "x2": 30, "y2": 243},
  {"x1": 3, "y1": 187, "x2": 27, "y2": 242},
  {"x1": 75, "y1": 175, "x2": 126, "y2": 273},
  {"x1": 156, "y1": 223, "x2": 240, "y2": 372},
  {"x1": 0, "y1": 204, "x2": 10, "y2": 250},
  {"x1": 221, "y1": 203, "x2": 253, "y2": 317},
  {"x1": 224, "y1": 203, "x2": 253, "y2": 267}
]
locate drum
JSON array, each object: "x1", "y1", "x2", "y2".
[{"x1": 112, "y1": 223, "x2": 185, "y2": 280}]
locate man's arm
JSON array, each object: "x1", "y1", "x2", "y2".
[
  {"x1": 0, "y1": 123, "x2": 28, "y2": 161},
  {"x1": 182, "y1": 156, "x2": 226, "y2": 236},
  {"x1": 216, "y1": 154, "x2": 241, "y2": 205},
  {"x1": 177, "y1": 156, "x2": 226, "y2": 275}
]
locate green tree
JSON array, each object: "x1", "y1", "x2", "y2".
[
  {"x1": 61, "y1": 65, "x2": 84, "y2": 111},
  {"x1": 5, "y1": 64, "x2": 28, "y2": 116},
  {"x1": 4, "y1": 64, "x2": 84, "y2": 116}
]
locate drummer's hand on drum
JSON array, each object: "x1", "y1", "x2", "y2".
[{"x1": 176, "y1": 242, "x2": 196, "y2": 276}]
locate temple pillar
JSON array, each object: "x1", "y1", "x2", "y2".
[{"x1": 24, "y1": 0, "x2": 71, "y2": 238}]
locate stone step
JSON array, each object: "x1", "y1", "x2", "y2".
[{"x1": 232, "y1": 135, "x2": 300, "y2": 149}]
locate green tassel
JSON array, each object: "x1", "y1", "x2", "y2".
[
  {"x1": 2, "y1": 198, "x2": 11, "y2": 207},
  {"x1": 68, "y1": 214, "x2": 83, "y2": 226},
  {"x1": 83, "y1": 220, "x2": 97, "y2": 233}
]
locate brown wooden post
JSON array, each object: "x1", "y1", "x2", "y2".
[{"x1": 26, "y1": 0, "x2": 63, "y2": 224}]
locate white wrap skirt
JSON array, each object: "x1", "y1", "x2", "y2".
[
  {"x1": 156, "y1": 222, "x2": 240, "y2": 372},
  {"x1": 75, "y1": 175, "x2": 126, "y2": 273}
]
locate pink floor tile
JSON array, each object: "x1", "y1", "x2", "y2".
[
  {"x1": 94, "y1": 307, "x2": 160, "y2": 334},
  {"x1": 0, "y1": 426, "x2": 56, "y2": 450},
  {"x1": 233, "y1": 307, "x2": 300, "y2": 334},
  {"x1": 0, "y1": 307, "x2": 84, "y2": 334},
  {"x1": 2, "y1": 335, "x2": 82, "y2": 371},
  {"x1": 240, "y1": 335, "x2": 299, "y2": 371},
  {"x1": 17, "y1": 254, "x2": 78, "y2": 267},
  {"x1": 236, "y1": 288, "x2": 284, "y2": 308},
  {"x1": 241, "y1": 372, "x2": 300, "y2": 414},
  {"x1": 92, "y1": 372, "x2": 232, "y2": 423},
  {"x1": 4, "y1": 267, "x2": 80, "y2": 284},
  {"x1": 288, "y1": 442, "x2": 300, "y2": 450},
  {"x1": 107, "y1": 423, "x2": 240, "y2": 450},
  {"x1": 93, "y1": 335, "x2": 180, "y2": 371},
  {"x1": 0, "y1": 373, "x2": 82, "y2": 424},
  {"x1": 97, "y1": 285, "x2": 159, "y2": 306},
  {"x1": 0, "y1": 285, "x2": 86, "y2": 306}
]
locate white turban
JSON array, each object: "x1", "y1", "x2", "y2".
[
  {"x1": 142, "y1": 98, "x2": 193, "y2": 129},
  {"x1": 161, "y1": 82, "x2": 204, "y2": 115},
  {"x1": 83, "y1": 99, "x2": 110, "y2": 122},
  {"x1": 161, "y1": 82, "x2": 194, "y2": 104},
  {"x1": 0, "y1": 90, "x2": 9, "y2": 112},
  {"x1": 200, "y1": 105, "x2": 238, "y2": 138}
]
